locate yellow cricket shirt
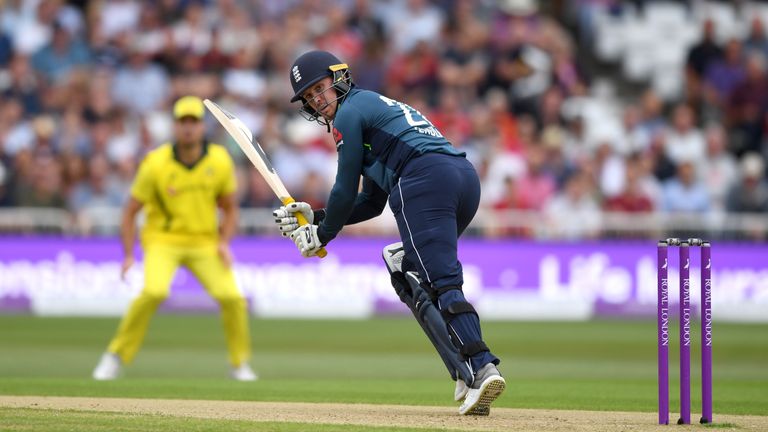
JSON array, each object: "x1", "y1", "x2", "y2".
[{"x1": 131, "y1": 142, "x2": 236, "y2": 247}]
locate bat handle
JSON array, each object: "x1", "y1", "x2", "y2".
[{"x1": 281, "y1": 197, "x2": 327, "y2": 258}]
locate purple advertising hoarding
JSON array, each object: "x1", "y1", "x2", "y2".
[{"x1": 0, "y1": 237, "x2": 766, "y2": 321}]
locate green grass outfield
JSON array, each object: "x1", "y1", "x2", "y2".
[{"x1": 0, "y1": 316, "x2": 766, "y2": 430}]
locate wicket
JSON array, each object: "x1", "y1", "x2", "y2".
[{"x1": 657, "y1": 238, "x2": 713, "y2": 425}]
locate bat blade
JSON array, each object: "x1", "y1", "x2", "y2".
[{"x1": 204, "y1": 99, "x2": 327, "y2": 258}]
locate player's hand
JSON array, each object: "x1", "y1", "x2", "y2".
[
  {"x1": 121, "y1": 255, "x2": 134, "y2": 281},
  {"x1": 289, "y1": 224, "x2": 323, "y2": 257},
  {"x1": 272, "y1": 202, "x2": 313, "y2": 237},
  {"x1": 218, "y1": 242, "x2": 234, "y2": 268}
]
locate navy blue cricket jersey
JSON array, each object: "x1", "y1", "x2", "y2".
[{"x1": 317, "y1": 88, "x2": 466, "y2": 244}]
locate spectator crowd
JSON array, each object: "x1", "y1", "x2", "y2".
[{"x1": 0, "y1": 0, "x2": 766, "y2": 239}]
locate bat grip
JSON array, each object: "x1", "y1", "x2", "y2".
[{"x1": 282, "y1": 197, "x2": 327, "y2": 258}]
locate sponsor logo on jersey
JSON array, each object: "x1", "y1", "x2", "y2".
[{"x1": 332, "y1": 127, "x2": 343, "y2": 143}]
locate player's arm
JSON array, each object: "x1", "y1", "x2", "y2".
[
  {"x1": 120, "y1": 197, "x2": 144, "y2": 280},
  {"x1": 346, "y1": 178, "x2": 388, "y2": 224},
  {"x1": 121, "y1": 156, "x2": 154, "y2": 280},
  {"x1": 316, "y1": 107, "x2": 366, "y2": 244},
  {"x1": 216, "y1": 192, "x2": 238, "y2": 267},
  {"x1": 312, "y1": 178, "x2": 387, "y2": 226},
  {"x1": 217, "y1": 193, "x2": 238, "y2": 244},
  {"x1": 310, "y1": 179, "x2": 388, "y2": 225},
  {"x1": 216, "y1": 151, "x2": 239, "y2": 266}
]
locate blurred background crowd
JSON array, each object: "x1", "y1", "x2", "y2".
[{"x1": 0, "y1": 0, "x2": 767, "y2": 240}]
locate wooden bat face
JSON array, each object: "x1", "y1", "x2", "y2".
[{"x1": 204, "y1": 99, "x2": 328, "y2": 258}]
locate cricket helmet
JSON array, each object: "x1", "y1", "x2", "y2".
[{"x1": 289, "y1": 50, "x2": 353, "y2": 125}]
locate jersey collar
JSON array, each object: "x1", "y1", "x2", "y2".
[{"x1": 172, "y1": 140, "x2": 209, "y2": 169}]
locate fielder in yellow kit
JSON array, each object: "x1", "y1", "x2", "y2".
[{"x1": 92, "y1": 96, "x2": 255, "y2": 381}]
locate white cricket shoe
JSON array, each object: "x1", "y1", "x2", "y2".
[
  {"x1": 230, "y1": 363, "x2": 258, "y2": 381},
  {"x1": 92, "y1": 352, "x2": 121, "y2": 380},
  {"x1": 454, "y1": 378, "x2": 469, "y2": 401},
  {"x1": 458, "y1": 363, "x2": 506, "y2": 416}
]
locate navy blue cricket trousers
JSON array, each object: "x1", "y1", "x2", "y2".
[{"x1": 388, "y1": 152, "x2": 499, "y2": 372}]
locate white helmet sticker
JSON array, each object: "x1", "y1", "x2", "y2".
[{"x1": 292, "y1": 65, "x2": 301, "y2": 82}]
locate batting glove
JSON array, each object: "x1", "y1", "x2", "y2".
[
  {"x1": 289, "y1": 224, "x2": 323, "y2": 257},
  {"x1": 272, "y1": 202, "x2": 313, "y2": 237}
]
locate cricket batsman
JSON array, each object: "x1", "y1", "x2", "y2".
[
  {"x1": 273, "y1": 51, "x2": 505, "y2": 415},
  {"x1": 92, "y1": 96, "x2": 255, "y2": 381}
]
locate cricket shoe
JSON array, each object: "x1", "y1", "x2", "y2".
[
  {"x1": 458, "y1": 363, "x2": 506, "y2": 416},
  {"x1": 454, "y1": 378, "x2": 469, "y2": 401},
  {"x1": 230, "y1": 363, "x2": 258, "y2": 381},
  {"x1": 92, "y1": 352, "x2": 121, "y2": 380}
]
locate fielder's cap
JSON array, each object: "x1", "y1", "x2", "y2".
[{"x1": 173, "y1": 96, "x2": 205, "y2": 120}]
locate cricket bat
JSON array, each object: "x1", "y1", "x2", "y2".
[{"x1": 204, "y1": 99, "x2": 327, "y2": 258}]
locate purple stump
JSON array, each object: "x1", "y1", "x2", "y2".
[
  {"x1": 657, "y1": 241, "x2": 669, "y2": 425},
  {"x1": 678, "y1": 242, "x2": 691, "y2": 425},
  {"x1": 701, "y1": 243, "x2": 713, "y2": 423}
]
